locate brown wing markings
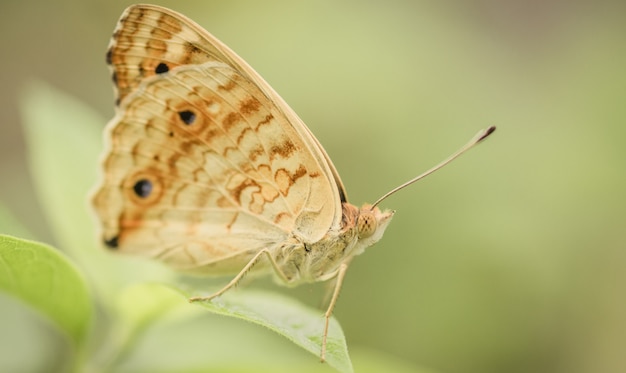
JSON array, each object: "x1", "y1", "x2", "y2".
[
  {"x1": 235, "y1": 127, "x2": 253, "y2": 147},
  {"x1": 228, "y1": 176, "x2": 267, "y2": 215},
  {"x1": 200, "y1": 67, "x2": 272, "y2": 151},
  {"x1": 195, "y1": 69, "x2": 305, "y2": 202},
  {"x1": 183, "y1": 42, "x2": 204, "y2": 59},
  {"x1": 229, "y1": 177, "x2": 260, "y2": 206},
  {"x1": 112, "y1": 75, "x2": 249, "y2": 203},
  {"x1": 191, "y1": 67, "x2": 319, "y2": 221},
  {"x1": 256, "y1": 113, "x2": 274, "y2": 129},
  {"x1": 275, "y1": 164, "x2": 308, "y2": 196},
  {"x1": 274, "y1": 211, "x2": 292, "y2": 225},
  {"x1": 202, "y1": 69, "x2": 310, "y2": 205},
  {"x1": 103, "y1": 153, "x2": 211, "y2": 201},
  {"x1": 120, "y1": 10, "x2": 204, "y2": 65},
  {"x1": 145, "y1": 38, "x2": 167, "y2": 56},
  {"x1": 108, "y1": 7, "x2": 196, "y2": 102},
  {"x1": 239, "y1": 96, "x2": 262, "y2": 115},
  {"x1": 112, "y1": 126, "x2": 206, "y2": 180},
  {"x1": 221, "y1": 111, "x2": 240, "y2": 132},
  {"x1": 248, "y1": 145, "x2": 264, "y2": 162},
  {"x1": 269, "y1": 139, "x2": 296, "y2": 160},
  {"x1": 121, "y1": 73, "x2": 225, "y2": 177},
  {"x1": 153, "y1": 10, "x2": 183, "y2": 36},
  {"x1": 105, "y1": 143, "x2": 224, "y2": 200},
  {"x1": 217, "y1": 79, "x2": 237, "y2": 92},
  {"x1": 119, "y1": 114, "x2": 194, "y2": 179},
  {"x1": 177, "y1": 67, "x2": 283, "y2": 192}
]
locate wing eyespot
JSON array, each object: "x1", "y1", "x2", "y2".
[
  {"x1": 124, "y1": 171, "x2": 164, "y2": 205},
  {"x1": 103, "y1": 235, "x2": 119, "y2": 249},
  {"x1": 178, "y1": 110, "x2": 196, "y2": 125},
  {"x1": 133, "y1": 179, "x2": 153, "y2": 198},
  {"x1": 155, "y1": 62, "x2": 169, "y2": 74}
]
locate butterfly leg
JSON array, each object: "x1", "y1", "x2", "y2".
[
  {"x1": 189, "y1": 248, "x2": 290, "y2": 302},
  {"x1": 320, "y1": 261, "x2": 349, "y2": 362},
  {"x1": 320, "y1": 276, "x2": 338, "y2": 310}
]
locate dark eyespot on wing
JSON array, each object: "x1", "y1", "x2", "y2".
[
  {"x1": 155, "y1": 62, "x2": 169, "y2": 74},
  {"x1": 133, "y1": 179, "x2": 153, "y2": 198},
  {"x1": 104, "y1": 235, "x2": 119, "y2": 249},
  {"x1": 178, "y1": 110, "x2": 196, "y2": 125}
]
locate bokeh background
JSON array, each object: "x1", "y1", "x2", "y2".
[{"x1": 1, "y1": 1, "x2": 625, "y2": 372}]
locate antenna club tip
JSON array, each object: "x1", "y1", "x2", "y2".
[{"x1": 478, "y1": 126, "x2": 496, "y2": 142}]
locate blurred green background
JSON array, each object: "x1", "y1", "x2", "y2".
[{"x1": 1, "y1": 0, "x2": 625, "y2": 372}]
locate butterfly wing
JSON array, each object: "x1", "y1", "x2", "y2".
[
  {"x1": 94, "y1": 5, "x2": 348, "y2": 273},
  {"x1": 108, "y1": 4, "x2": 348, "y2": 202}
]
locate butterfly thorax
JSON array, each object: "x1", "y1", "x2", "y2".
[{"x1": 273, "y1": 204, "x2": 394, "y2": 284}]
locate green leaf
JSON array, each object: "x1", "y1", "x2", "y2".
[
  {"x1": 110, "y1": 287, "x2": 338, "y2": 373},
  {"x1": 107, "y1": 283, "x2": 349, "y2": 373},
  {"x1": 179, "y1": 287, "x2": 353, "y2": 373},
  {"x1": 117, "y1": 282, "x2": 189, "y2": 330},
  {"x1": 0, "y1": 234, "x2": 92, "y2": 345},
  {"x1": 19, "y1": 80, "x2": 103, "y2": 257}
]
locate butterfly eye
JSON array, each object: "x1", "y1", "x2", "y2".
[
  {"x1": 178, "y1": 110, "x2": 196, "y2": 125},
  {"x1": 357, "y1": 212, "x2": 377, "y2": 238},
  {"x1": 133, "y1": 179, "x2": 153, "y2": 198},
  {"x1": 155, "y1": 62, "x2": 169, "y2": 74}
]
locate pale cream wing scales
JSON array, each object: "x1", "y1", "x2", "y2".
[
  {"x1": 93, "y1": 61, "x2": 338, "y2": 273},
  {"x1": 108, "y1": 4, "x2": 347, "y2": 226}
]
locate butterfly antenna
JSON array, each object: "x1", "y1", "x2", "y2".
[{"x1": 370, "y1": 126, "x2": 496, "y2": 209}]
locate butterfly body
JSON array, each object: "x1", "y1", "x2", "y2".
[{"x1": 273, "y1": 203, "x2": 393, "y2": 285}]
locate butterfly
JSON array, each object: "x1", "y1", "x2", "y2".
[{"x1": 92, "y1": 4, "x2": 495, "y2": 361}]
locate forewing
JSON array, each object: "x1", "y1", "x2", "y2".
[{"x1": 108, "y1": 5, "x2": 238, "y2": 104}]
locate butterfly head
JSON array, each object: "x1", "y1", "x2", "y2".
[{"x1": 355, "y1": 204, "x2": 394, "y2": 246}]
